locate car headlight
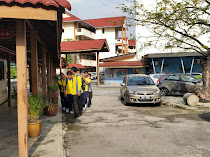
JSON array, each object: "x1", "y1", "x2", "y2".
[
  {"x1": 128, "y1": 90, "x2": 135, "y2": 94},
  {"x1": 153, "y1": 91, "x2": 160, "y2": 94}
]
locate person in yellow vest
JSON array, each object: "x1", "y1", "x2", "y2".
[
  {"x1": 81, "y1": 71, "x2": 91, "y2": 111},
  {"x1": 58, "y1": 73, "x2": 66, "y2": 110},
  {"x1": 63, "y1": 71, "x2": 73, "y2": 114},
  {"x1": 70, "y1": 67, "x2": 83, "y2": 118}
]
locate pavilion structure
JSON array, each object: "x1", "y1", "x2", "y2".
[
  {"x1": 61, "y1": 39, "x2": 110, "y2": 85},
  {"x1": 0, "y1": 0, "x2": 71, "y2": 156}
]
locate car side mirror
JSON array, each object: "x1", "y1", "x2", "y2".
[{"x1": 121, "y1": 83, "x2": 125, "y2": 86}]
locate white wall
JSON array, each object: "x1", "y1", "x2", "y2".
[
  {"x1": 62, "y1": 23, "x2": 75, "y2": 41},
  {"x1": 96, "y1": 27, "x2": 117, "y2": 59}
]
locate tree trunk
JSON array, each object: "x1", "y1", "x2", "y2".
[
  {"x1": 183, "y1": 93, "x2": 199, "y2": 106},
  {"x1": 195, "y1": 55, "x2": 210, "y2": 98}
]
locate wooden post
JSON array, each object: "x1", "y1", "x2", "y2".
[
  {"x1": 42, "y1": 48, "x2": 47, "y2": 102},
  {"x1": 30, "y1": 29, "x2": 38, "y2": 95},
  {"x1": 66, "y1": 54, "x2": 68, "y2": 74},
  {"x1": 47, "y1": 53, "x2": 50, "y2": 87},
  {"x1": 51, "y1": 58, "x2": 54, "y2": 83},
  {"x1": 121, "y1": 26, "x2": 124, "y2": 55},
  {"x1": 74, "y1": 54, "x2": 77, "y2": 64},
  {"x1": 97, "y1": 51, "x2": 100, "y2": 86},
  {"x1": 16, "y1": 20, "x2": 28, "y2": 157},
  {"x1": 7, "y1": 54, "x2": 11, "y2": 107},
  {"x1": 125, "y1": 27, "x2": 127, "y2": 54},
  {"x1": 60, "y1": 54, "x2": 62, "y2": 74}
]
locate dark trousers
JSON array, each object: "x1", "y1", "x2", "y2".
[
  {"x1": 65, "y1": 94, "x2": 73, "y2": 111},
  {"x1": 72, "y1": 94, "x2": 83, "y2": 117},
  {"x1": 82, "y1": 91, "x2": 89, "y2": 107},
  {"x1": 88, "y1": 92, "x2": 92, "y2": 107},
  {"x1": 78, "y1": 94, "x2": 83, "y2": 114},
  {"x1": 60, "y1": 92, "x2": 66, "y2": 108}
]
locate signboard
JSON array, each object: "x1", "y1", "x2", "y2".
[{"x1": 0, "y1": 30, "x2": 11, "y2": 39}]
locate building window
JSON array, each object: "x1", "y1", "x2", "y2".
[
  {"x1": 102, "y1": 28, "x2": 105, "y2": 34},
  {"x1": 82, "y1": 54, "x2": 85, "y2": 59},
  {"x1": 0, "y1": 61, "x2": 4, "y2": 81},
  {"x1": 87, "y1": 54, "x2": 90, "y2": 59}
]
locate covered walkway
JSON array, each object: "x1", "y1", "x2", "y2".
[{"x1": 0, "y1": 0, "x2": 71, "y2": 156}]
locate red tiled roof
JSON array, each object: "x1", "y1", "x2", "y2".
[
  {"x1": 99, "y1": 61, "x2": 144, "y2": 67},
  {"x1": 84, "y1": 16, "x2": 126, "y2": 28},
  {"x1": 0, "y1": 0, "x2": 71, "y2": 10},
  {"x1": 68, "y1": 63, "x2": 85, "y2": 69},
  {"x1": 61, "y1": 39, "x2": 109, "y2": 52},
  {"x1": 63, "y1": 17, "x2": 81, "y2": 22},
  {"x1": 128, "y1": 40, "x2": 136, "y2": 46}
]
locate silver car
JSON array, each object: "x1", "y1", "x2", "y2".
[{"x1": 120, "y1": 74, "x2": 161, "y2": 105}]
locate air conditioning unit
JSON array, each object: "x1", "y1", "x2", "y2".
[{"x1": 194, "y1": 59, "x2": 201, "y2": 64}]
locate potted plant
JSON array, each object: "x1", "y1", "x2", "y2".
[
  {"x1": 28, "y1": 95, "x2": 46, "y2": 137},
  {"x1": 46, "y1": 83, "x2": 59, "y2": 116}
]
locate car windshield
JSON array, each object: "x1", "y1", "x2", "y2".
[{"x1": 127, "y1": 76, "x2": 155, "y2": 85}]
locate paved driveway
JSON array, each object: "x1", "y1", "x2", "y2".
[{"x1": 63, "y1": 87, "x2": 210, "y2": 157}]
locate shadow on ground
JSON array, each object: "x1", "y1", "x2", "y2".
[{"x1": 199, "y1": 112, "x2": 210, "y2": 122}]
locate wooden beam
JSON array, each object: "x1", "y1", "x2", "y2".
[
  {"x1": 125, "y1": 27, "x2": 127, "y2": 54},
  {"x1": 41, "y1": 48, "x2": 47, "y2": 103},
  {"x1": 60, "y1": 54, "x2": 62, "y2": 74},
  {"x1": 97, "y1": 51, "x2": 100, "y2": 86},
  {"x1": 47, "y1": 53, "x2": 51, "y2": 87},
  {"x1": 0, "y1": 6, "x2": 57, "y2": 21},
  {"x1": 7, "y1": 54, "x2": 11, "y2": 107},
  {"x1": 30, "y1": 29, "x2": 38, "y2": 96},
  {"x1": 16, "y1": 20, "x2": 28, "y2": 157},
  {"x1": 121, "y1": 26, "x2": 124, "y2": 55},
  {"x1": 66, "y1": 54, "x2": 68, "y2": 74}
]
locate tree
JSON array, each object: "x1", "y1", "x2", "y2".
[{"x1": 119, "y1": 0, "x2": 210, "y2": 98}]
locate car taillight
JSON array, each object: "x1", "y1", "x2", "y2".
[{"x1": 157, "y1": 78, "x2": 162, "y2": 84}]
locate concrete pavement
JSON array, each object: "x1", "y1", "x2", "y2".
[
  {"x1": 63, "y1": 86, "x2": 210, "y2": 157},
  {"x1": 0, "y1": 100, "x2": 63, "y2": 157}
]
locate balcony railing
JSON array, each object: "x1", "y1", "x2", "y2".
[
  {"x1": 76, "y1": 28, "x2": 96, "y2": 39},
  {"x1": 115, "y1": 39, "x2": 127, "y2": 45}
]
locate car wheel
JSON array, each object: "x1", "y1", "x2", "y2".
[{"x1": 160, "y1": 88, "x2": 169, "y2": 96}]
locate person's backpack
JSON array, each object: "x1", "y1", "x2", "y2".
[{"x1": 81, "y1": 78, "x2": 86, "y2": 90}]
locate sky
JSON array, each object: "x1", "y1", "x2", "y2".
[{"x1": 67, "y1": 0, "x2": 135, "y2": 39}]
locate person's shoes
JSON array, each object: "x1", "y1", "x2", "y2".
[
  {"x1": 62, "y1": 107, "x2": 66, "y2": 111},
  {"x1": 66, "y1": 108, "x2": 69, "y2": 113},
  {"x1": 70, "y1": 111, "x2": 74, "y2": 114},
  {"x1": 83, "y1": 107, "x2": 86, "y2": 111}
]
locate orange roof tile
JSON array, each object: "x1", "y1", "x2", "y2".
[
  {"x1": 61, "y1": 39, "x2": 109, "y2": 52},
  {"x1": 84, "y1": 16, "x2": 126, "y2": 28}
]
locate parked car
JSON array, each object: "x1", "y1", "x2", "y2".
[
  {"x1": 120, "y1": 74, "x2": 161, "y2": 105},
  {"x1": 89, "y1": 72, "x2": 97, "y2": 80},
  {"x1": 149, "y1": 74, "x2": 165, "y2": 85},
  {"x1": 158, "y1": 74, "x2": 201, "y2": 96},
  {"x1": 186, "y1": 73, "x2": 202, "y2": 80}
]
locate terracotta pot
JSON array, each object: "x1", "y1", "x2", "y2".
[
  {"x1": 52, "y1": 97, "x2": 58, "y2": 104},
  {"x1": 28, "y1": 120, "x2": 42, "y2": 138},
  {"x1": 45, "y1": 104, "x2": 58, "y2": 116}
]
